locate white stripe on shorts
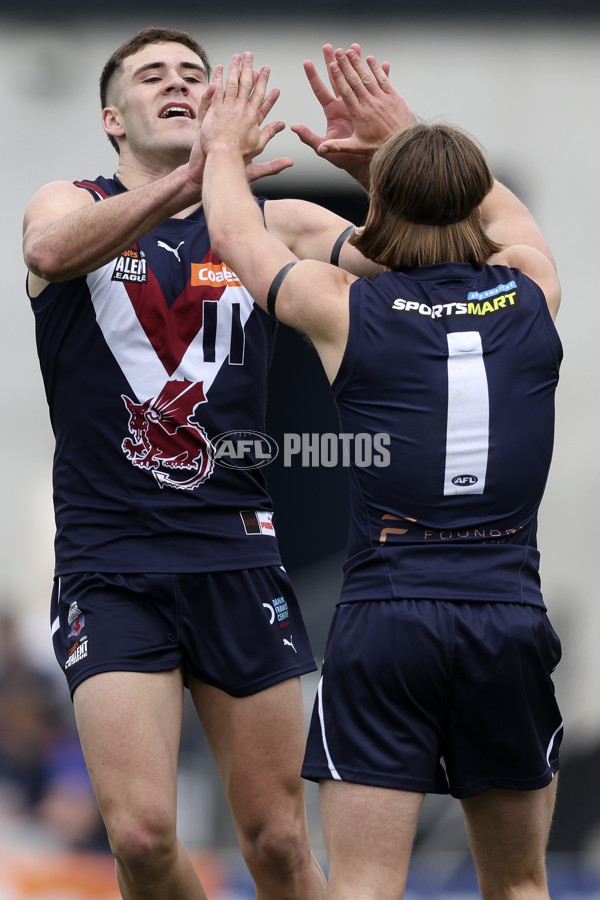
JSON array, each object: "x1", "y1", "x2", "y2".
[
  {"x1": 51, "y1": 577, "x2": 61, "y2": 636},
  {"x1": 546, "y1": 720, "x2": 564, "y2": 765},
  {"x1": 317, "y1": 675, "x2": 341, "y2": 780}
]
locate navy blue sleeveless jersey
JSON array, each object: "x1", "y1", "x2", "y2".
[
  {"x1": 30, "y1": 176, "x2": 282, "y2": 575},
  {"x1": 334, "y1": 262, "x2": 562, "y2": 607}
]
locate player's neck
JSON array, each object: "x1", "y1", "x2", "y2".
[{"x1": 115, "y1": 161, "x2": 171, "y2": 189}]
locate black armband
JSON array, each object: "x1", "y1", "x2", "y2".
[
  {"x1": 330, "y1": 225, "x2": 355, "y2": 267},
  {"x1": 267, "y1": 261, "x2": 297, "y2": 318}
]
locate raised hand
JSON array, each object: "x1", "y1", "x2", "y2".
[
  {"x1": 197, "y1": 52, "x2": 293, "y2": 184},
  {"x1": 291, "y1": 44, "x2": 415, "y2": 185},
  {"x1": 291, "y1": 44, "x2": 368, "y2": 175}
]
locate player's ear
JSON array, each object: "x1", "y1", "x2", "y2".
[{"x1": 103, "y1": 106, "x2": 125, "y2": 141}]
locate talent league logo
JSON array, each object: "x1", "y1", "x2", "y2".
[
  {"x1": 111, "y1": 247, "x2": 148, "y2": 284},
  {"x1": 121, "y1": 378, "x2": 215, "y2": 490}
]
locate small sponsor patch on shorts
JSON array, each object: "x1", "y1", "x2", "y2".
[{"x1": 65, "y1": 638, "x2": 89, "y2": 670}]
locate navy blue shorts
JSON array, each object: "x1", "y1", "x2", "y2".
[
  {"x1": 51, "y1": 568, "x2": 317, "y2": 699},
  {"x1": 302, "y1": 599, "x2": 563, "y2": 798}
]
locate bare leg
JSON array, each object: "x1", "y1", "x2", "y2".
[
  {"x1": 461, "y1": 778, "x2": 558, "y2": 900},
  {"x1": 74, "y1": 670, "x2": 208, "y2": 900},
  {"x1": 320, "y1": 779, "x2": 424, "y2": 900},
  {"x1": 191, "y1": 676, "x2": 327, "y2": 900}
]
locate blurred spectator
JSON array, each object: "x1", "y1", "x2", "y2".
[
  {"x1": 0, "y1": 608, "x2": 108, "y2": 850},
  {"x1": 37, "y1": 726, "x2": 110, "y2": 851},
  {"x1": 0, "y1": 610, "x2": 56, "y2": 815}
]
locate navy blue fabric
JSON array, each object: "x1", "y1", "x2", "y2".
[
  {"x1": 30, "y1": 176, "x2": 281, "y2": 575},
  {"x1": 52, "y1": 567, "x2": 316, "y2": 698},
  {"x1": 333, "y1": 263, "x2": 562, "y2": 606},
  {"x1": 303, "y1": 599, "x2": 562, "y2": 797}
]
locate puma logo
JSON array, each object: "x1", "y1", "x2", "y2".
[
  {"x1": 157, "y1": 240, "x2": 185, "y2": 262},
  {"x1": 283, "y1": 636, "x2": 297, "y2": 653}
]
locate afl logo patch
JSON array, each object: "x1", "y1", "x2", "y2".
[{"x1": 452, "y1": 474, "x2": 479, "y2": 486}]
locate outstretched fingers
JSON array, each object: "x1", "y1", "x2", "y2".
[
  {"x1": 250, "y1": 63, "x2": 271, "y2": 114},
  {"x1": 328, "y1": 48, "x2": 376, "y2": 105},
  {"x1": 233, "y1": 52, "x2": 273, "y2": 116},
  {"x1": 225, "y1": 54, "x2": 243, "y2": 97},
  {"x1": 239, "y1": 51, "x2": 255, "y2": 97},
  {"x1": 221, "y1": 52, "x2": 266, "y2": 102},
  {"x1": 289, "y1": 44, "x2": 356, "y2": 153},
  {"x1": 363, "y1": 54, "x2": 392, "y2": 90},
  {"x1": 321, "y1": 43, "x2": 341, "y2": 97},
  {"x1": 258, "y1": 86, "x2": 281, "y2": 124},
  {"x1": 209, "y1": 64, "x2": 225, "y2": 101},
  {"x1": 211, "y1": 53, "x2": 279, "y2": 125},
  {"x1": 197, "y1": 82, "x2": 216, "y2": 126},
  {"x1": 302, "y1": 56, "x2": 336, "y2": 110},
  {"x1": 244, "y1": 57, "x2": 285, "y2": 151},
  {"x1": 346, "y1": 44, "x2": 392, "y2": 86},
  {"x1": 205, "y1": 52, "x2": 288, "y2": 180}
]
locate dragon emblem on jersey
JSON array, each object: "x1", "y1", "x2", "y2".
[{"x1": 121, "y1": 379, "x2": 215, "y2": 490}]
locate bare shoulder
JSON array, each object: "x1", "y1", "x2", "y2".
[
  {"x1": 24, "y1": 180, "x2": 95, "y2": 227},
  {"x1": 489, "y1": 244, "x2": 561, "y2": 322},
  {"x1": 23, "y1": 181, "x2": 95, "y2": 296},
  {"x1": 276, "y1": 258, "x2": 356, "y2": 332},
  {"x1": 277, "y1": 259, "x2": 357, "y2": 383}
]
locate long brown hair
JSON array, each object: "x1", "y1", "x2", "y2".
[
  {"x1": 351, "y1": 123, "x2": 502, "y2": 269},
  {"x1": 100, "y1": 26, "x2": 211, "y2": 153}
]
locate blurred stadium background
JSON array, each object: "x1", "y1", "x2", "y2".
[{"x1": 1, "y1": 2, "x2": 599, "y2": 896}]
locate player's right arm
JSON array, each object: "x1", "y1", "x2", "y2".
[
  {"x1": 23, "y1": 168, "x2": 202, "y2": 291},
  {"x1": 482, "y1": 181, "x2": 561, "y2": 321}
]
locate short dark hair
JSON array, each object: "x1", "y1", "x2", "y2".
[
  {"x1": 99, "y1": 26, "x2": 211, "y2": 153},
  {"x1": 352, "y1": 123, "x2": 502, "y2": 269}
]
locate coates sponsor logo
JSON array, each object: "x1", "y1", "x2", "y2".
[
  {"x1": 111, "y1": 247, "x2": 147, "y2": 284},
  {"x1": 390, "y1": 281, "x2": 519, "y2": 319},
  {"x1": 240, "y1": 510, "x2": 276, "y2": 537},
  {"x1": 65, "y1": 638, "x2": 89, "y2": 670},
  {"x1": 213, "y1": 431, "x2": 279, "y2": 469},
  {"x1": 121, "y1": 378, "x2": 215, "y2": 491},
  {"x1": 191, "y1": 262, "x2": 243, "y2": 288}
]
